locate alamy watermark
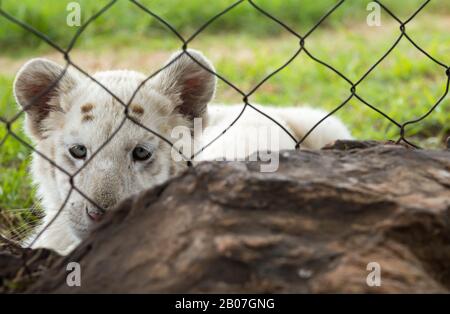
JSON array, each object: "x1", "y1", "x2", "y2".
[
  {"x1": 366, "y1": 262, "x2": 381, "y2": 287},
  {"x1": 66, "y1": 1, "x2": 382, "y2": 29},
  {"x1": 367, "y1": 2, "x2": 382, "y2": 27},
  {"x1": 66, "y1": 262, "x2": 81, "y2": 287},
  {"x1": 171, "y1": 118, "x2": 280, "y2": 173},
  {"x1": 66, "y1": 2, "x2": 81, "y2": 27}
]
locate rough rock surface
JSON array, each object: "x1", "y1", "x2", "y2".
[
  {"x1": 0, "y1": 236, "x2": 59, "y2": 293},
  {"x1": 2, "y1": 141, "x2": 450, "y2": 293}
]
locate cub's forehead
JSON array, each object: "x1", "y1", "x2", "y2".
[
  {"x1": 68, "y1": 70, "x2": 148, "y2": 106},
  {"x1": 57, "y1": 70, "x2": 174, "y2": 146},
  {"x1": 60, "y1": 71, "x2": 173, "y2": 145},
  {"x1": 62, "y1": 104, "x2": 161, "y2": 148},
  {"x1": 75, "y1": 101, "x2": 148, "y2": 123},
  {"x1": 64, "y1": 70, "x2": 172, "y2": 121}
]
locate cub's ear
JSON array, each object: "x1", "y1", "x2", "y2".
[
  {"x1": 13, "y1": 58, "x2": 78, "y2": 141},
  {"x1": 151, "y1": 49, "x2": 216, "y2": 120}
]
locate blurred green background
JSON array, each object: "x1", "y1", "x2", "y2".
[
  {"x1": 0, "y1": 0, "x2": 449, "y2": 240},
  {"x1": 1, "y1": 0, "x2": 450, "y2": 49}
]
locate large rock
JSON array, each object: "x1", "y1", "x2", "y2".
[
  {"x1": 3, "y1": 141, "x2": 450, "y2": 293},
  {"x1": 0, "y1": 237, "x2": 59, "y2": 293}
]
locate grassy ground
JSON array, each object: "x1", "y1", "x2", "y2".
[
  {"x1": 2, "y1": 0, "x2": 450, "y2": 52},
  {"x1": 0, "y1": 0, "x2": 449, "y2": 241}
]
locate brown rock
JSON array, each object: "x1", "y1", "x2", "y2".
[
  {"x1": 0, "y1": 236, "x2": 59, "y2": 293},
  {"x1": 2, "y1": 141, "x2": 449, "y2": 293}
]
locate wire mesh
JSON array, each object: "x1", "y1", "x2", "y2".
[{"x1": 0, "y1": 0, "x2": 448, "y2": 266}]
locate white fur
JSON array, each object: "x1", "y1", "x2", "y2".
[{"x1": 13, "y1": 50, "x2": 351, "y2": 255}]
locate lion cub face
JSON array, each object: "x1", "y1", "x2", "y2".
[{"x1": 14, "y1": 50, "x2": 216, "y2": 240}]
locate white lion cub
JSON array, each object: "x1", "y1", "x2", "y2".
[{"x1": 14, "y1": 49, "x2": 351, "y2": 254}]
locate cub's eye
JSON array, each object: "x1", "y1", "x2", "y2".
[
  {"x1": 132, "y1": 145, "x2": 153, "y2": 161},
  {"x1": 69, "y1": 145, "x2": 87, "y2": 159}
]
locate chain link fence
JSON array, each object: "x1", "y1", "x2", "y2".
[{"x1": 0, "y1": 0, "x2": 448, "y2": 270}]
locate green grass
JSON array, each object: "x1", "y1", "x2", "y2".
[
  {"x1": 0, "y1": 0, "x2": 449, "y2": 240},
  {"x1": 1, "y1": 0, "x2": 450, "y2": 54},
  {"x1": 0, "y1": 76, "x2": 39, "y2": 241}
]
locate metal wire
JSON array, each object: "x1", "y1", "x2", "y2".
[{"x1": 0, "y1": 0, "x2": 448, "y2": 265}]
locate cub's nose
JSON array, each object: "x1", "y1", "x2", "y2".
[{"x1": 86, "y1": 206, "x2": 105, "y2": 222}]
